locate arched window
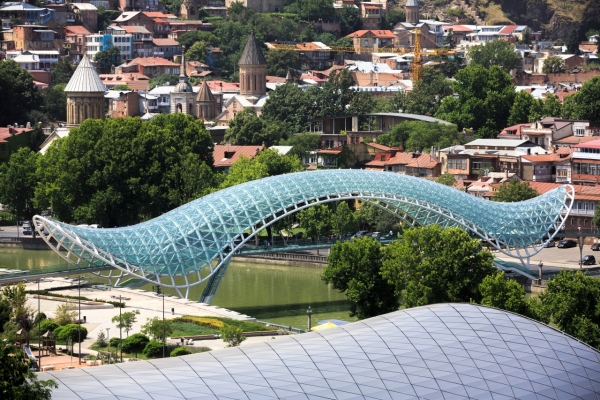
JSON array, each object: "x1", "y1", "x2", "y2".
[
  {"x1": 189, "y1": 103, "x2": 193, "y2": 114},
  {"x1": 177, "y1": 103, "x2": 182, "y2": 113}
]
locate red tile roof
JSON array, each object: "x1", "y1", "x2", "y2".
[
  {"x1": 213, "y1": 144, "x2": 264, "y2": 168},
  {"x1": 366, "y1": 142, "x2": 400, "y2": 151},
  {"x1": 405, "y1": 154, "x2": 440, "y2": 169},
  {"x1": 498, "y1": 123, "x2": 529, "y2": 137},
  {"x1": 554, "y1": 136, "x2": 597, "y2": 145},
  {"x1": 499, "y1": 25, "x2": 518, "y2": 35},
  {"x1": 63, "y1": 25, "x2": 90, "y2": 35},
  {"x1": 450, "y1": 25, "x2": 473, "y2": 33},
  {"x1": 573, "y1": 139, "x2": 600, "y2": 149},
  {"x1": 127, "y1": 57, "x2": 178, "y2": 67},
  {"x1": 152, "y1": 38, "x2": 180, "y2": 46},
  {"x1": 143, "y1": 12, "x2": 176, "y2": 18},
  {"x1": 203, "y1": 80, "x2": 240, "y2": 93},
  {"x1": 347, "y1": 30, "x2": 394, "y2": 39},
  {"x1": 0, "y1": 127, "x2": 32, "y2": 143},
  {"x1": 318, "y1": 149, "x2": 342, "y2": 154},
  {"x1": 522, "y1": 153, "x2": 570, "y2": 163},
  {"x1": 385, "y1": 152, "x2": 415, "y2": 166}
]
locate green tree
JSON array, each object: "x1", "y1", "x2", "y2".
[
  {"x1": 280, "y1": 133, "x2": 322, "y2": 159},
  {"x1": 218, "y1": 149, "x2": 303, "y2": 189},
  {"x1": 186, "y1": 41, "x2": 209, "y2": 62},
  {"x1": 141, "y1": 317, "x2": 173, "y2": 341},
  {"x1": 468, "y1": 40, "x2": 521, "y2": 73},
  {"x1": 377, "y1": 121, "x2": 461, "y2": 151},
  {"x1": 0, "y1": 149, "x2": 39, "y2": 221},
  {"x1": 55, "y1": 324, "x2": 88, "y2": 343},
  {"x1": 176, "y1": 30, "x2": 219, "y2": 50},
  {"x1": 323, "y1": 237, "x2": 398, "y2": 319},
  {"x1": 435, "y1": 64, "x2": 516, "y2": 137},
  {"x1": 332, "y1": 201, "x2": 356, "y2": 236},
  {"x1": 566, "y1": 29, "x2": 580, "y2": 55},
  {"x1": 35, "y1": 114, "x2": 216, "y2": 227},
  {"x1": 265, "y1": 49, "x2": 301, "y2": 77},
  {"x1": 97, "y1": 6, "x2": 120, "y2": 31},
  {"x1": 593, "y1": 204, "x2": 600, "y2": 228},
  {"x1": 339, "y1": 5, "x2": 362, "y2": 36},
  {"x1": 297, "y1": 204, "x2": 332, "y2": 239},
  {"x1": 51, "y1": 57, "x2": 75, "y2": 85},
  {"x1": 442, "y1": 29, "x2": 455, "y2": 48},
  {"x1": 38, "y1": 320, "x2": 59, "y2": 336},
  {"x1": 479, "y1": 272, "x2": 529, "y2": 315},
  {"x1": 0, "y1": 296, "x2": 11, "y2": 334},
  {"x1": 223, "y1": 108, "x2": 282, "y2": 146},
  {"x1": 96, "y1": 331, "x2": 107, "y2": 347},
  {"x1": 53, "y1": 301, "x2": 77, "y2": 326},
  {"x1": 262, "y1": 84, "x2": 317, "y2": 133},
  {"x1": 0, "y1": 340, "x2": 57, "y2": 400},
  {"x1": 220, "y1": 325, "x2": 246, "y2": 347},
  {"x1": 148, "y1": 73, "x2": 180, "y2": 90},
  {"x1": 0, "y1": 60, "x2": 42, "y2": 126},
  {"x1": 507, "y1": 90, "x2": 537, "y2": 126},
  {"x1": 112, "y1": 310, "x2": 140, "y2": 337},
  {"x1": 121, "y1": 333, "x2": 150, "y2": 357},
  {"x1": 170, "y1": 346, "x2": 192, "y2": 357},
  {"x1": 111, "y1": 84, "x2": 132, "y2": 91},
  {"x1": 316, "y1": 69, "x2": 356, "y2": 117},
  {"x1": 142, "y1": 340, "x2": 165, "y2": 358},
  {"x1": 542, "y1": 55, "x2": 566, "y2": 73},
  {"x1": 570, "y1": 76, "x2": 600, "y2": 122},
  {"x1": 42, "y1": 83, "x2": 67, "y2": 121},
  {"x1": 381, "y1": 226, "x2": 495, "y2": 308},
  {"x1": 436, "y1": 172, "x2": 456, "y2": 186},
  {"x1": 2, "y1": 282, "x2": 33, "y2": 331},
  {"x1": 380, "y1": 10, "x2": 405, "y2": 30},
  {"x1": 93, "y1": 46, "x2": 121, "y2": 73},
  {"x1": 541, "y1": 93, "x2": 562, "y2": 118},
  {"x1": 493, "y1": 180, "x2": 539, "y2": 202},
  {"x1": 540, "y1": 270, "x2": 600, "y2": 349}
]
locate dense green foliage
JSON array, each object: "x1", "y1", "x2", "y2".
[
  {"x1": 436, "y1": 173, "x2": 456, "y2": 186},
  {"x1": 141, "y1": 317, "x2": 173, "y2": 341},
  {"x1": 0, "y1": 340, "x2": 57, "y2": 399},
  {"x1": 220, "y1": 325, "x2": 246, "y2": 347},
  {"x1": 35, "y1": 114, "x2": 217, "y2": 226},
  {"x1": 297, "y1": 204, "x2": 333, "y2": 239},
  {"x1": 493, "y1": 180, "x2": 539, "y2": 202},
  {"x1": 121, "y1": 333, "x2": 150, "y2": 356},
  {"x1": 41, "y1": 83, "x2": 67, "y2": 122},
  {"x1": 0, "y1": 148, "x2": 39, "y2": 220},
  {"x1": 54, "y1": 324, "x2": 88, "y2": 343},
  {"x1": 51, "y1": 57, "x2": 75, "y2": 85},
  {"x1": 265, "y1": 49, "x2": 301, "y2": 77},
  {"x1": 435, "y1": 64, "x2": 516, "y2": 137},
  {"x1": 542, "y1": 55, "x2": 566, "y2": 73},
  {"x1": 376, "y1": 121, "x2": 462, "y2": 151},
  {"x1": 468, "y1": 40, "x2": 521, "y2": 73},
  {"x1": 0, "y1": 60, "x2": 41, "y2": 126},
  {"x1": 112, "y1": 310, "x2": 140, "y2": 337},
  {"x1": 142, "y1": 340, "x2": 165, "y2": 358},
  {"x1": 170, "y1": 346, "x2": 192, "y2": 357},
  {"x1": 224, "y1": 108, "x2": 283, "y2": 146},
  {"x1": 324, "y1": 237, "x2": 398, "y2": 319},
  {"x1": 382, "y1": 226, "x2": 495, "y2": 308},
  {"x1": 93, "y1": 46, "x2": 121, "y2": 73}
]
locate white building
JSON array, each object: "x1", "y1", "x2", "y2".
[{"x1": 6, "y1": 50, "x2": 60, "y2": 70}]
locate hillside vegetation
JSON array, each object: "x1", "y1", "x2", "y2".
[{"x1": 417, "y1": 0, "x2": 600, "y2": 40}]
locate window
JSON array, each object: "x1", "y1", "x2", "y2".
[
  {"x1": 575, "y1": 128, "x2": 585, "y2": 137},
  {"x1": 571, "y1": 218, "x2": 574, "y2": 226}
]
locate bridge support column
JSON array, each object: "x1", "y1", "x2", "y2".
[{"x1": 199, "y1": 257, "x2": 231, "y2": 304}]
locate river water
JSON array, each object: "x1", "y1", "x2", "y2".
[{"x1": 0, "y1": 248, "x2": 356, "y2": 329}]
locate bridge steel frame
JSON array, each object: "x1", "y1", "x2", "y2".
[{"x1": 34, "y1": 170, "x2": 574, "y2": 303}]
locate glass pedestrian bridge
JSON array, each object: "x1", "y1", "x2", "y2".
[{"x1": 34, "y1": 170, "x2": 574, "y2": 303}]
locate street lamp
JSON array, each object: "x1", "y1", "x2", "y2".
[
  {"x1": 37, "y1": 279, "x2": 41, "y2": 369},
  {"x1": 306, "y1": 306, "x2": 312, "y2": 332},
  {"x1": 77, "y1": 276, "x2": 84, "y2": 365},
  {"x1": 538, "y1": 261, "x2": 543, "y2": 285},
  {"x1": 114, "y1": 295, "x2": 124, "y2": 362},
  {"x1": 152, "y1": 285, "x2": 165, "y2": 358},
  {"x1": 106, "y1": 328, "x2": 110, "y2": 365}
]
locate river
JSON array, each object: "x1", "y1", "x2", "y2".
[{"x1": 0, "y1": 248, "x2": 356, "y2": 329}]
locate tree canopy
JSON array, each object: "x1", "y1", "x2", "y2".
[
  {"x1": 223, "y1": 108, "x2": 283, "y2": 146},
  {"x1": 265, "y1": 49, "x2": 301, "y2": 78},
  {"x1": 0, "y1": 148, "x2": 40, "y2": 221},
  {"x1": 35, "y1": 114, "x2": 217, "y2": 226},
  {"x1": 468, "y1": 40, "x2": 521, "y2": 73},
  {"x1": 376, "y1": 121, "x2": 462, "y2": 151},
  {"x1": 381, "y1": 226, "x2": 495, "y2": 308},
  {"x1": 542, "y1": 55, "x2": 566, "y2": 73},
  {"x1": 323, "y1": 237, "x2": 398, "y2": 319},
  {"x1": 493, "y1": 180, "x2": 539, "y2": 202},
  {"x1": 93, "y1": 46, "x2": 121, "y2": 73},
  {"x1": 435, "y1": 64, "x2": 516, "y2": 138},
  {"x1": 0, "y1": 60, "x2": 41, "y2": 126},
  {"x1": 51, "y1": 57, "x2": 75, "y2": 85}
]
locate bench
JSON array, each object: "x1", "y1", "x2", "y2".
[{"x1": 41, "y1": 365, "x2": 55, "y2": 371}]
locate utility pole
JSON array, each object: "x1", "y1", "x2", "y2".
[{"x1": 153, "y1": 286, "x2": 165, "y2": 358}]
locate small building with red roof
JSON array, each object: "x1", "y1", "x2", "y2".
[
  {"x1": 0, "y1": 125, "x2": 34, "y2": 163},
  {"x1": 212, "y1": 144, "x2": 264, "y2": 172},
  {"x1": 347, "y1": 30, "x2": 394, "y2": 53}
]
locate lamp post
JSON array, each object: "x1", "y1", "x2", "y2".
[
  {"x1": 106, "y1": 328, "x2": 110, "y2": 364},
  {"x1": 37, "y1": 279, "x2": 41, "y2": 368},
  {"x1": 153, "y1": 285, "x2": 165, "y2": 358},
  {"x1": 306, "y1": 306, "x2": 312, "y2": 332},
  {"x1": 115, "y1": 295, "x2": 124, "y2": 362},
  {"x1": 77, "y1": 276, "x2": 83, "y2": 365},
  {"x1": 538, "y1": 261, "x2": 543, "y2": 285}
]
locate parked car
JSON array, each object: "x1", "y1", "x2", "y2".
[
  {"x1": 372, "y1": 232, "x2": 381, "y2": 239},
  {"x1": 22, "y1": 221, "x2": 30, "y2": 228},
  {"x1": 582, "y1": 255, "x2": 596, "y2": 265},
  {"x1": 543, "y1": 240, "x2": 555, "y2": 248},
  {"x1": 592, "y1": 243, "x2": 600, "y2": 251},
  {"x1": 355, "y1": 231, "x2": 369, "y2": 238},
  {"x1": 22, "y1": 227, "x2": 33, "y2": 236},
  {"x1": 557, "y1": 239, "x2": 577, "y2": 248}
]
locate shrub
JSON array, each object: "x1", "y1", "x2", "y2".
[
  {"x1": 34, "y1": 312, "x2": 47, "y2": 324},
  {"x1": 143, "y1": 340, "x2": 165, "y2": 358},
  {"x1": 55, "y1": 324, "x2": 87, "y2": 343},
  {"x1": 220, "y1": 325, "x2": 245, "y2": 347},
  {"x1": 170, "y1": 347, "x2": 192, "y2": 357},
  {"x1": 96, "y1": 331, "x2": 107, "y2": 347},
  {"x1": 39, "y1": 320, "x2": 59, "y2": 335},
  {"x1": 0, "y1": 211, "x2": 15, "y2": 226},
  {"x1": 109, "y1": 337, "x2": 121, "y2": 348},
  {"x1": 122, "y1": 333, "x2": 149, "y2": 356}
]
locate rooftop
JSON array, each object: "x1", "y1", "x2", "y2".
[
  {"x1": 213, "y1": 144, "x2": 264, "y2": 168},
  {"x1": 574, "y1": 139, "x2": 600, "y2": 150},
  {"x1": 126, "y1": 57, "x2": 179, "y2": 67},
  {"x1": 0, "y1": 126, "x2": 33, "y2": 143},
  {"x1": 64, "y1": 54, "x2": 105, "y2": 93},
  {"x1": 346, "y1": 29, "x2": 395, "y2": 39},
  {"x1": 238, "y1": 32, "x2": 266, "y2": 66}
]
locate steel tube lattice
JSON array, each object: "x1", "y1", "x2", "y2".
[{"x1": 33, "y1": 170, "x2": 574, "y2": 299}]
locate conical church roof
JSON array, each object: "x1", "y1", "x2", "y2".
[
  {"x1": 238, "y1": 32, "x2": 266, "y2": 66},
  {"x1": 196, "y1": 80, "x2": 215, "y2": 102},
  {"x1": 406, "y1": 0, "x2": 420, "y2": 6},
  {"x1": 64, "y1": 54, "x2": 106, "y2": 93}
]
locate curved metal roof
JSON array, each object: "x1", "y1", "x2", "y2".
[
  {"x1": 42, "y1": 303, "x2": 600, "y2": 399},
  {"x1": 35, "y1": 170, "x2": 572, "y2": 296},
  {"x1": 64, "y1": 54, "x2": 106, "y2": 93}
]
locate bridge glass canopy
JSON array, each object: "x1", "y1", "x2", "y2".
[{"x1": 36, "y1": 170, "x2": 571, "y2": 281}]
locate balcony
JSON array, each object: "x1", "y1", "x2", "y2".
[
  {"x1": 532, "y1": 174, "x2": 556, "y2": 182},
  {"x1": 568, "y1": 209, "x2": 595, "y2": 216}
]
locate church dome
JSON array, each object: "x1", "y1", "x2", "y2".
[{"x1": 174, "y1": 79, "x2": 193, "y2": 93}]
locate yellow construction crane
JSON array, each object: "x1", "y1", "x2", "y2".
[{"x1": 266, "y1": 30, "x2": 455, "y2": 83}]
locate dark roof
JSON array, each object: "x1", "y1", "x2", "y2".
[
  {"x1": 196, "y1": 80, "x2": 215, "y2": 102},
  {"x1": 238, "y1": 32, "x2": 266, "y2": 66}
]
